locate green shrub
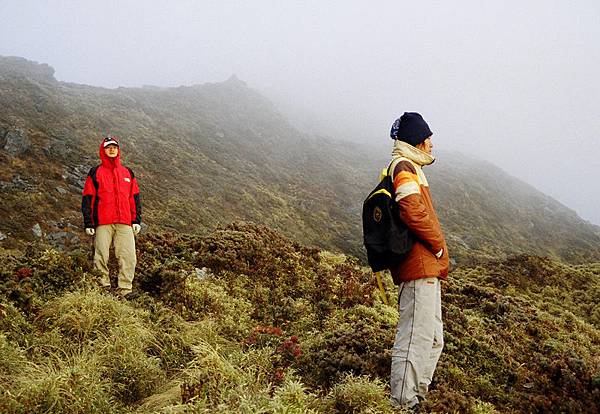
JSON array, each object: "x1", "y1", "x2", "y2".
[
  {"x1": 0, "y1": 301, "x2": 33, "y2": 346},
  {"x1": 269, "y1": 378, "x2": 319, "y2": 413},
  {"x1": 36, "y1": 290, "x2": 168, "y2": 404},
  {"x1": 1, "y1": 351, "x2": 117, "y2": 414},
  {"x1": 0, "y1": 334, "x2": 26, "y2": 378},
  {"x1": 299, "y1": 304, "x2": 396, "y2": 387},
  {"x1": 180, "y1": 341, "x2": 253, "y2": 407},
  {"x1": 161, "y1": 274, "x2": 254, "y2": 340},
  {"x1": 139, "y1": 296, "x2": 197, "y2": 372},
  {"x1": 37, "y1": 289, "x2": 142, "y2": 342},
  {"x1": 98, "y1": 322, "x2": 165, "y2": 404},
  {"x1": 320, "y1": 373, "x2": 394, "y2": 414},
  {"x1": 1, "y1": 227, "x2": 599, "y2": 413}
]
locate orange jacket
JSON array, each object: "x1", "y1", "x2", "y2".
[{"x1": 389, "y1": 140, "x2": 449, "y2": 284}]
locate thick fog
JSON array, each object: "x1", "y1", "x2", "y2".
[{"x1": 1, "y1": 1, "x2": 599, "y2": 225}]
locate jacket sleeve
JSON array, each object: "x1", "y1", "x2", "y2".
[
  {"x1": 393, "y1": 161, "x2": 445, "y2": 254},
  {"x1": 128, "y1": 169, "x2": 142, "y2": 225},
  {"x1": 81, "y1": 171, "x2": 97, "y2": 229}
]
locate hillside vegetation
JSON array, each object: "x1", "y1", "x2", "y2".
[
  {"x1": 1, "y1": 56, "x2": 600, "y2": 413},
  {"x1": 1, "y1": 56, "x2": 600, "y2": 264},
  {"x1": 1, "y1": 223, "x2": 599, "y2": 413}
]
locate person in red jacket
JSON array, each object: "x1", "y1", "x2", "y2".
[
  {"x1": 388, "y1": 113, "x2": 449, "y2": 412},
  {"x1": 82, "y1": 136, "x2": 142, "y2": 298}
]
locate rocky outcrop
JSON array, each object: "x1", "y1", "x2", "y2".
[
  {"x1": 62, "y1": 164, "x2": 90, "y2": 191},
  {"x1": 0, "y1": 128, "x2": 31, "y2": 156},
  {"x1": 0, "y1": 56, "x2": 56, "y2": 83},
  {"x1": 0, "y1": 175, "x2": 36, "y2": 192},
  {"x1": 46, "y1": 231, "x2": 80, "y2": 250}
]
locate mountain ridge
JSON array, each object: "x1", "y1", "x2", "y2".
[
  {"x1": 1, "y1": 55, "x2": 599, "y2": 264},
  {"x1": 1, "y1": 56, "x2": 599, "y2": 414}
]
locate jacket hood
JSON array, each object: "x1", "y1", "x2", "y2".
[
  {"x1": 98, "y1": 137, "x2": 121, "y2": 168},
  {"x1": 392, "y1": 140, "x2": 435, "y2": 166}
]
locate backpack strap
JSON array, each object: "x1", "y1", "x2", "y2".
[{"x1": 384, "y1": 157, "x2": 405, "y2": 181}]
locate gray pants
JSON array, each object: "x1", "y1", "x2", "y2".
[
  {"x1": 390, "y1": 277, "x2": 443, "y2": 408},
  {"x1": 94, "y1": 224, "x2": 136, "y2": 295}
]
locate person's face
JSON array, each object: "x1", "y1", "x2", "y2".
[
  {"x1": 104, "y1": 144, "x2": 119, "y2": 158},
  {"x1": 416, "y1": 137, "x2": 433, "y2": 155}
]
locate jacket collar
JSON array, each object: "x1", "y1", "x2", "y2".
[{"x1": 392, "y1": 140, "x2": 435, "y2": 166}]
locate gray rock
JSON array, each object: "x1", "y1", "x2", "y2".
[
  {"x1": 11, "y1": 175, "x2": 35, "y2": 191},
  {"x1": 140, "y1": 222, "x2": 149, "y2": 234},
  {"x1": 32, "y1": 223, "x2": 43, "y2": 238},
  {"x1": 46, "y1": 231, "x2": 80, "y2": 250},
  {"x1": 44, "y1": 140, "x2": 72, "y2": 158},
  {"x1": 63, "y1": 164, "x2": 91, "y2": 190},
  {"x1": 55, "y1": 219, "x2": 79, "y2": 231},
  {"x1": 2, "y1": 129, "x2": 31, "y2": 156},
  {"x1": 0, "y1": 175, "x2": 36, "y2": 192},
  {"x1": 195, "y1": 267, "x2": 209, "y2": 280},
  {"x1": 0, "y1": 231, "x2": 6, "y2": 241},
  {"x1": 55, "y1": 186, "x2": 67, "y2": 195},
  {"x1": 47, "y1": 231, "x2": 79, "y2": 242},
  {"x1": 46, "y1": 231, "x2": 69, "y2": 241}
]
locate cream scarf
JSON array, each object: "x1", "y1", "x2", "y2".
[{"x1": 391, "y1": 140, "x2": 435, "y2": 167}]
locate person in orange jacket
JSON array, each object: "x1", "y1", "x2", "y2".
[
  {"x1": 387, "y1": 113, "x2": 449, "y2": 412},
  {"x1": 81, "y1": 136, "x2": 141, "y2": 298}
]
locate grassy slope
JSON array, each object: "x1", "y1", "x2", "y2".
[
  {"x1": 427, "y1": 153, "x2": 600, "y2": 264},
  {"x1": 1, "y1": 56, "x2": 600, "y2": 264},
  {"x1": 1, "y1": 57, "x2": 599, "y2": 412},
  {"x1": 1, "y1": 224, "x2": 598, "y2": 413},
  {"x1": 0, "y1": 56, "x2": 375, "y2": 258}
]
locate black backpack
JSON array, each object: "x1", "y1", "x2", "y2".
[{"x1": 362, "y1": 160, "x2": 414, "y2": 272}]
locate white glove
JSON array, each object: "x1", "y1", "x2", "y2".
[
  {"x1": 132, "y1": 224, "x2": 141, "y2": 235},
  {"x1": 85, "y1": 228, "x2": 95, "y2": 236},
  {"x1": 435, "y1": 249, "x2": 444, "y2": 259}
]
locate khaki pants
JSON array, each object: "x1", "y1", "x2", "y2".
[
  {"x1": 94, "y1": 224, "x2": 136, "y2": 295},
  {"x1": 390, "y1": 277, "x2": 443, "y2": 408}
]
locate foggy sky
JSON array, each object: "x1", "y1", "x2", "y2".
[{"x1": 1, "y1": 0, "x2": 599, "y2": 225}]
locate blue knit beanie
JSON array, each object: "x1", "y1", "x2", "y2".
[{"x1": 390, "y1": 112, "x2": 432, "y2": 146}]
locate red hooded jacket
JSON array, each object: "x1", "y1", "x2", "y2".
[{"x1": 81, "y1": 138, "x2": 141, "y2": 228}]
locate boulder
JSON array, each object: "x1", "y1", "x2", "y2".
[
  {"x1": 11, "y1": 175, "x2": 35, "y2": 191},
  {"x1": 0, "y1": 231, "x2": 6, "y2": 241},
  {"x1": 1, "y1": 129, "x2": 31, "y2": 156},
  {"x1": 32, "y1": 223, "x2": 43, "y2": 238},
  {"x1": 63, "y1": 164, "x2": 90, "y2": 191},
  {"x1": 46, "y1": 231, "x2": 80, "y2": 250},
  {"x1": 43, "y1": 140, "x2": 72, "y2": 158}
]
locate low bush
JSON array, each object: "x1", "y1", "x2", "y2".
[
  {"x1": 299, "y1": 304, "x2": 396, "y2": 388},
  {"x1": 320, "y1": 373, "x2": 394, "y2": 414},
  {"x1": 0, "y1": 351, "x2": 117, "y2": 414}
]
